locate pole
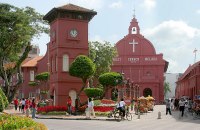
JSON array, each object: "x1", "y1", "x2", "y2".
[{"x1": 194, "y1": 48, "x2": 197, "y2": 63}]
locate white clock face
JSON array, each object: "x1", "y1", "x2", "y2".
[{"x1": 70, "y1": 29, "x2": 78, "y2": 37}]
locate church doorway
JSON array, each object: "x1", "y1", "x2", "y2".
[
  {"x1": 143, "y1": 88, "x2": 152, "y2": 97},
  {"x1": 69, "y1": 90, "x2": 77, "y2": 107}
]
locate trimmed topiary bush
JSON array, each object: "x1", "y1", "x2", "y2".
[
  {"x1": 0, "y1": 87, "x2": 9, "y2": 108},
  {"x1": 84, "y1": 88, "x2": 103, "y2": 98}
]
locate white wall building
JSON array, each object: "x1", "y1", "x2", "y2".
[{"x1": 164, "y1": 73, "x2": 182, "y2": 99}]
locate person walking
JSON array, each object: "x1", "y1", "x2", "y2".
[
  {"x1": 88, "y1": 97, "x2": 95, "y2": 118},
  {"x1": 179, "y1": 98, "x2": 185, "y2": 117},
  {"x1": 31, "y1": 98, "x2": 37, "y2": 119},
  {"x1": 14, "y1": 98, "x2": 18, "y2": 111},
  {"x1": 67, "y1": 96, "x2": 72, "y2": 115},
  {"x1": 166, "y1": 99, "x2": 172, "y2": 115}
]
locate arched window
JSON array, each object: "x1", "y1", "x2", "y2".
[
  {"x1": 30, "y1": 70, "x2": 34, "y2": 81},
  {"x1": 63, "y1": 54, "x2": 69, "y2": 72}
]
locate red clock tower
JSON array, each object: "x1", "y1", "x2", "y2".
[{"x1": 43, "y1": 4, "x2": 97, "y2": 106}]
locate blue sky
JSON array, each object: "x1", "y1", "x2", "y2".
[{"x1": 1, "y1": 0, "x2": 200, "y2": 73}]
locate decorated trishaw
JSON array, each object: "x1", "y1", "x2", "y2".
[
  {"x1": 134, "y1": 96, "x2": 148, "y2": 114},
  {"x1": 146, "y1": 95, "x2": 155, "y2": 111}
]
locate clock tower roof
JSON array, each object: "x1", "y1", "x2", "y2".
[{"x1": 44, "y1": 3, "x2": 97, "y2": 23}]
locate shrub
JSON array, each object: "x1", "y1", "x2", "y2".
[
  {"x1": 28, "y1": 81, "x2": 38, "y2": 86},
  {"x1": 84, "y1": 88, "x2": 103, "y2": 98},
  {"x1": 37, "y1": 106, "x2": 67, "y2": 113},
  {"x1": 94, "y1": 100, "x2": 101, "y2": 106},
  {"x1": 95, "y1": 112, "x2": 110, "y2": 116},
  {"x1": 35, "y1": 72, "x2": 49, "y2": 81},
  {"x1": 101, "y1": 99, "x2": 115, "y2": 104},
  {"x1": 0, "y1": 95, "x2": 5, "y2": 112},
  {"x1": 39, "y1": 111, "x2": 66, "y2": 115},
  {"x1": 0, "y1": 114, "x2": 47, "y2": 130},
  {"x1": 93, "y1": 106, "x2": 114, "y2": 112},
  {"x1": 0, "y1": 87, "x2": 9, "y2": 108}
]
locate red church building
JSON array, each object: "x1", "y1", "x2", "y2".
[
  {"x1": 111, "y1": 17, "x2": 168, "y2": 103},
  {"x1": 1, "y1": 4, "x2": 168, "y2": 106}
]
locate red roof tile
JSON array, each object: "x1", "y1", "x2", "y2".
[
  {"x1": 22, "y1": 56, "x2": 43, "y2": 67},
  {"x1": 57, "y1": 3, "x2": 96, "y2": 13}
]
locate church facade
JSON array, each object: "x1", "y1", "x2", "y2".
[
  {"x1": 2, "y1": 4, "x2": 168, "y2": 106},
  {"x1": 111, "y1": 17, "x2": 168, "y2": 103}
]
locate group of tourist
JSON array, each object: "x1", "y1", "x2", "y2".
[
  {"x1": 13, "y1": 97, "x2": 37, "y2": 119},
  {"x1": 166, "y1": 97, "x2": 193, "y2": 117}
]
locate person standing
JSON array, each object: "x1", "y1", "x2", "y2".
[
  {"x1": 179, "y1": 98, "x2": 185, "y2": 117},
  {"x1": 14, "y1": 98, "x2": 18, "y2": 111},
  {"x1": 21, "y1": 98, "x2": 25, "y2": 113},
  {"x1": 75, "y1": 98, "x2": 78, "y2": 115},
  {"x1": 18, "y1": 99, "x2": 22, "y2": 112},
  {"x1": 166, "y1": 99, "x2": 172, "y2": 115},
  {"x1": 67, "y1": 96, "x2": 72, "y2": 115},
  {"x1": 88, "y1": 97, "x2": 95, "y2": 118},
  {"x1": 31, "y1": 98, "x2": 36, "y2": 119}
]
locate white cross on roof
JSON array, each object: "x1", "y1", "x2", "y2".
[{"x1": 129, "y1": 39, "x2": 138, "y2": 52}]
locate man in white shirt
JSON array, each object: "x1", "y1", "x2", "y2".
[
  {"x1": 179, "y1": 98, "x2": 185, "y2": 117},
  {"x1": 117, "y1": 98, "x2": 126, "y2": 118}
]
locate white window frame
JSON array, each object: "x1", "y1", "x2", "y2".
[
  {"x1": 63, "y1": 54, "x2": 69, "y2": 72},
  {"x1": 30, "y1": 70, "x2": 34, "y2": 81}
]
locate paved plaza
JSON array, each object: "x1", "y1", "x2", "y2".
[{"x1": 4, "y1": 105, "x2": 200, "y2": 130}]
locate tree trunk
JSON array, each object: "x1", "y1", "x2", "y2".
[{"x1": 101, "y1": 86, "x2": 108, "y2": 99}]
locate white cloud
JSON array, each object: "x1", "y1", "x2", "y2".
[
  {"x1": 90, "y1": 35, "x2": 104, "y2": 42},
  {"x1": 109, "y1": 1, "x2": 123, "y2": 9},
  {"x1": 196, "y1": 9, "x2": 200, "y2": 14},
  {"x1": 143, "y1": 20, "x2": 200, "y2": 73},
  {"x1": 141, "y1": 0, "x2": 156, "y2": 11},
  {"x1": 57, "y1": 0, "x2": 104, "y2": 10}
]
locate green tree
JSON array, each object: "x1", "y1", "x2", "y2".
[
  {"x1": 88, "y1": 41, "x2": 117, "y2": 86},
  {"x1": 98, "y1": 72, "x2": 123, "y2": 98},
  {"x1": 0, "y1": 3, "x2": 48, "y2": 102},
  {"x1": 164, "y1": 82, "x2": 171, "y2": 98},
  {"x1": 69, "y1": 55, "x2": 96, "y2": 99},
  {"x1": 0, "y1": 87, "x2": 9, "y2": 108}
]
